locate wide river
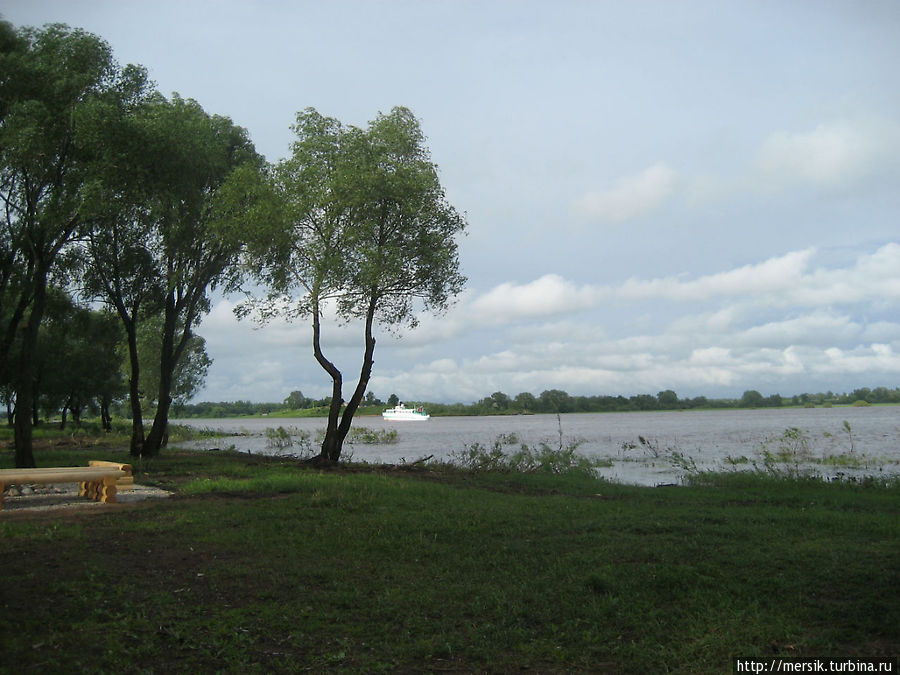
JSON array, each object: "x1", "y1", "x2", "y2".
[{"x1": 176, "y1": 406, "x2": 900, "y2": 486}]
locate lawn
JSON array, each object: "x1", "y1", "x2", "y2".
[{"x1": 1, "y1": 446, "x2": 897, "y2": 673}]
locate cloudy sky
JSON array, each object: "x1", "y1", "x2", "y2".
[{"x1": 5, "y1": 1, "x2": 900, "y2": 403}]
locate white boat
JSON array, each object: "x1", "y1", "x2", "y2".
[{"x1": 382, "y1": 403, "x2": 430, "y2": 421}]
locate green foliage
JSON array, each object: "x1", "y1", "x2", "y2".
[
  {"x1": 136, "y1": 314, "x2": 211, "y2": 412},
  {"x1": 449, "y1": 430, "x2": 600, "y2": 476},
  {"x1": 34, "y1": 289, "x2": 126, "y2": 424},
  {"x1": 0, "y1": 21, "x2": 131, "y2": 465},
  {"x1": 263, "y1": 426, "x2": 313, "y2": 456},
  {"x1": 241, "y1": 106, "x2": 466, "y2": 461},
  {"x1": 376, "y1": 385, "x2": 900, "y2": 417},
  {"x1": 346, "y1": 426, "x2": 398, "y2": 445},
  {"x1": 282, "y1": 390, "x2": 308, "y2": 410}
]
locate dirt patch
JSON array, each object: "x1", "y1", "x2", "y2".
[{"x1": 0, "y1": 482, "x2": 173, "y2": 513}]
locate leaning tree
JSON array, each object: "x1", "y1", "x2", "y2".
[{"x1": 245, "y1": 107, "x2": 466, "y2": 462}]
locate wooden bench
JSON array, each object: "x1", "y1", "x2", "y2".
[
  {"x1": 0, "y1": 465, "x2": 128, "y2": 510},
  {"x1": 88, "y1": 460, "x2": 134, "y2": 489}
]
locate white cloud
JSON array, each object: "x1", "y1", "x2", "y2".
[
  {"x1": 819, "y1": 344, "x2": 900, "y2": 375},
  {"x1": 456, "y1": 243, "x2": 900, "y2": 324},
  {"x1": 619, "y1": 248, "x2": 815, "y2": 302},
  {"x1": 755, "y1": 120, "x2": 889, "y2": 189},
  {"x1": 196, "y1": 243, "x2": 900, "y2": 401},
  {"x1": 467, "y1": 274, "x2": 603, "y2": 323},
  {"x1": 572, "y1": 162, "x2": 676, "y2": 224},
  {"x1": 736, "y1": 313, "x2": 861, "y2": 348}
]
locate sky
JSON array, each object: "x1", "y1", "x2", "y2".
[{"x1": 4, "y1": 0, "x2": 900, "y2": 404}]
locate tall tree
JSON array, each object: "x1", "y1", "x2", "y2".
[
  {"x1": 79, "y1": 81, "x2": 262, "y2": 457},
  {"x1": 133, "y1": 95, "x2": 262, "y2": 457},
  {"x1": 245, "y1": 107, "x2": 466, "y2": 462},
  {"x1": 78, "y1": 69, "x2": 164, "y2": 454},
  {"x1": 0, "y1": 22, "x2": 124, "y2": 466}
]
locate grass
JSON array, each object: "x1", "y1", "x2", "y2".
[{"x1": 1, "y1": 445, "x2": 898, "y2": 673}]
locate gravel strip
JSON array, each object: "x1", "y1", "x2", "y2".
[{"x1": 1, "y1": 483, "x2": 173, "y2": 512}]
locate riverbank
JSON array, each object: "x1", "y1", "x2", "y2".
[{"x1": 2, "y1": 446, "x2": 897, "y2": 672}]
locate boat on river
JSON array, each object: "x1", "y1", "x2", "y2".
[{"x1": 382, "y1": 403, "x2": 430, "y2": 421}]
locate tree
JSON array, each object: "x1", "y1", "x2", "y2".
[
  {"x1": 0, "y1": 22, "x2": 127, "y2": 466},
  {"x1": 387, "y1": 393, "x2": 400, "y2": 407},
  {"x1": 539, "y1": 389, "x2": 571, "y2": 413},
  {"x1": 139, "y1": 96, "x2": 262, "y2": 457},
  {"x1": 78, "y1": 63, "x2": 162, "y2": 452},
  {"x1": 283, "y1": 390, "x2": 309, "y2": 409},
  {"x1": 514, "y1": 392, "x2": 537, "y2": 412},
  {"x1": 246, "y1": 107, "x2": 466, "y2": 462},
  {"x1": 82, "y1": 91, "x2": 263, "y2": 457},
  {"x1": 33, "y1": 289, "x2": 124, "y2": 428},
  {"x1": 485, "y1": 391, "x2": 510, "y2": 411},
  {"x1": 657, "y1": 390, "x2": 679, "y2": 409},
  {"x1": 134, "y1": 314, "x2": 211, "y2": 416},
  {"x1": 740, "y1": 390, "x2": 764, "y2": 408}
]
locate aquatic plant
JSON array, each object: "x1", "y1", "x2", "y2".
[
  {"x1": 843, "y1": 420, "x2": 855, "y2": 453},
  {"x1": 265, "y1": 426, "x2": 293, "y2": 452},
  {"x1": 346, "y1": 426, "x2": 399, "y2": 445},
  {"x1": 450, "y1": 418, "x2": 600, "y2": 476},
  {"x1": 265, "y1": 426, "x2": 313, "y2": 457}
]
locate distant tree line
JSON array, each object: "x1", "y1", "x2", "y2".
[
  {"x1": 174, "y1": 391, "x2": 386, "y2": 418},
  {"x1": 164, "y1": 386, "x2": 900, "y2": 419},
  {"x1": 422, "y1": 387, "x2": 900, "y2": 415}
]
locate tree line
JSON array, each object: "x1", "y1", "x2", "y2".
[
  {"x1": 1, "y1": 21, "x2": 263, "y2": 465},
  {"x1": 171, "y1": 386, "x2": 900, "y2": 418},
  {"x1": 452, "y1": 387, "x2": 900, "y2": 414},
  {"x1": 1, "y1": 20, "x2": 465, "y2": 465}
]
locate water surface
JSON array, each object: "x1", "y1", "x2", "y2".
[{"x1": 176, "y1": 406, "x2": 900, "y2": 486}]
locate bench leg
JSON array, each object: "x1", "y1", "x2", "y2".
[
  {"x1": 99, "y1": 476, "x2": 118, "y2": 504},
  {"x1": 80, "y1": 480, "x2": 107, "y2": 501},
  {"x1": 0, "y1": 483, "x2": 5, "y2": 510}
]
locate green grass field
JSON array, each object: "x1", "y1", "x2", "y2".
[{"x1": 1, "y1": 445, "x2": 897, "y2": 673}]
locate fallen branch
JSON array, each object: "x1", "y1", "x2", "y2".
[{"x1": 408, "y1": 454, "x2": 434, "y2": 466}]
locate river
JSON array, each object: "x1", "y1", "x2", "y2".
[{"x1": 175, "y1": 406, "x2": 900, "y2": 486}]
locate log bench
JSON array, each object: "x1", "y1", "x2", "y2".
[
  {"x1": 88, "y1": 460, "x2": 134, "y2": 489},
  {"x1": 0, "y1": 465, "x2": 129, "y2": 510}
]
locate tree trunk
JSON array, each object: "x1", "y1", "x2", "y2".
[
  {"x1": 143, "y1": 358, "x2": 174, "y2": 458},
  {"x1": 144, "y1": 399, "x2": 171, "y2": 457},
  {"x1": 125, "y1": 321, "x2": 145, "y2": 456},
  {"x1": 319, "y1": 364, "x2": 345, "y2": 463},
  {"x1": 336, "y1": 296, "x2": 378, "y2": 451},
  {"x1": 143, "y1": 294, "x2": 180, "y2": 457},
  {"x1": 312, "y1": 303, "x2": 345, "y2": 463},
  {"x1": 100, "y1": 397, "x2": 112, "y2": 432},
  {"x1": 314, "y1": 293, "x2": 378, "y2": 463},
  {"x1": 13, "y1": 276, "x2": 48, "y2": 468}
]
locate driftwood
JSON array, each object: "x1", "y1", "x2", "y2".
[{"x1": 407, "y1": 454, "x2": 434, "y2": 466}]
